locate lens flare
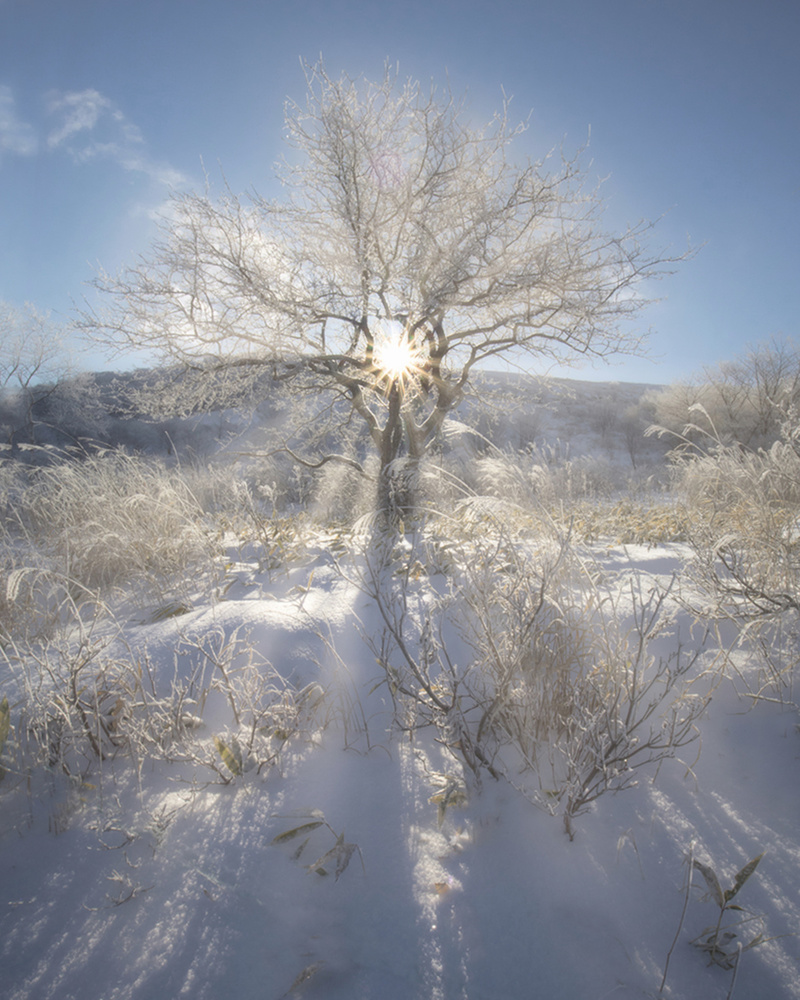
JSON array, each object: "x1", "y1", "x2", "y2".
[{"x1": 375, "y1": 336, "x2": 417, "y2": 380}]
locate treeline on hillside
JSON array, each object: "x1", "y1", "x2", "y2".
[
  {"x1": 0, "y1": 363, "x2": 668, "y2": 468},
  {"x1": 0, "y1": 367, "x2": 273, "y2": 460}
]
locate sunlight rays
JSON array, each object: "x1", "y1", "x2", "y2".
[
  {"x1": 371, "y1": 321, "x2": 427, "y2": 393},
  {"x1": 375, "y1": 335, "x2": 417, "y2": 380}
]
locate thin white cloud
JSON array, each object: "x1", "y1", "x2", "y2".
[
  {"x1": 45, "y1": 87, "x2": 189, "y2": 188},
  {"x1": 0, "y1": 85, "x2": 38, "y2": 158},
  {"x1": 46, "y1": 88, "x2": 118, "y2": 148}
]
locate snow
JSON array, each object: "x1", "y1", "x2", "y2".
[
  {"x1": 1, "y1": 380, "x2": 798, "y2": 1000},
  {"x1": 2, "y1": 550, "x2": 798, "y2": 1000}
]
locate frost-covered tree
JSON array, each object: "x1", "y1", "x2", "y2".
[
  {"x1": 82, "y1": 62, "x2": 683, "y2": 510},
  {"x1": 0, "y1": 301, "x2": 69, "y2": 446},
  {"x1": 651, "y1": 337, "x2": 800, "y2": 449},
  {"x1": 0, "y1": 301, "x2": 116, "y2": 452}
]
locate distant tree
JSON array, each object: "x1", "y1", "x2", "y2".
[
  {"x1": 619, "y1": 408, "x2": 642, "y2": 468},
  {"x1": 593, "y1": 394, "x2": 620, "y2": 452},
  {"x1": 0, "y1": 301, "x2": 69, "y2": 447},
  {"x1": 0, "y1": 302, "x2": 116, "y2": 453},
  {"x1": 651, "y1": 337, "x2": 800, "y2": 449},
  {"x1": 34, "y1": 373, "x2": 113, "y2": 448},
  {"x1": 81, "y1": 62, "x2": 686, "y2": 513}
]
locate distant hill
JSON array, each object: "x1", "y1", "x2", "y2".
[{"x1": 1, "y1": 364, "x2": 667, "y2": 467}]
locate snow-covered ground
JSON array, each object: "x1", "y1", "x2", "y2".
[
  {"x1": 1, "y1": 537, "x2": 797, "y2": 1000},
  {"x1": 0, "y1": 377, "x2": 797, "y2": 999}
]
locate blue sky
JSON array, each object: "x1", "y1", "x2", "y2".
[{"x1": 1, "y1": 0, "x2": 798, "y2": 384}]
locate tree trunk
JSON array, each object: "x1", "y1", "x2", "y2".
[{"x1": 376, "y1": 381, "x2": 418, "y2": 524}]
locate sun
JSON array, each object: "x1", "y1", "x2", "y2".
[{"x1": 375, "y1": 335, "x2": 417, "y2": 380}]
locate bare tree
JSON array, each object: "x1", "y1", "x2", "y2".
[
  {"x1": 81, "y1": 62, "x2": 685, "y2": 512},
  {"x1": 650, "y1": 336, "x2": 800, "y2": 450},
  {"x1": 0, "y1": 301, "x2": 70, "y2": 446}
]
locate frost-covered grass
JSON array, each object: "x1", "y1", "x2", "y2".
[
  {"x1": 0, "y1": 447, "x2": 243, "y2": 627},
  {"x1": 0, "y1": 390, "x2": 798, "y2": 1000}
]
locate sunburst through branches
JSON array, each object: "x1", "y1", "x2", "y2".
[{"x1": 371, "y1": 323, "x2": 426, "y2": 393}]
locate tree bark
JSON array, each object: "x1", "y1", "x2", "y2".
[{"x1": 377, "y1": 380, "x2": 419, "y2": 523}]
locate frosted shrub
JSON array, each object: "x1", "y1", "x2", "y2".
[
  {"x1": 682, "y1": 434, "x2": 800, "y2": 612},
  {"x1": 475, "y1": 452, "x2": 539, "y2": 506},
  {"x1": 453, "y1": 508, "x2": 577, "y2": 767},
  {"x1": 0, "y1": 562, "x2": 72, "y2": 645},
  {"x1": 8, "y1": 618, "x2": 131, "y2": 775},
  {"x1": 311, "y1": 455, "x2": 376, "y2": 525},
  {"x1": 547, "y1": 582, "x2": 705, "y2": 838},
  {"x1": 565, "y1": 498, "x2": 687, "y2": 545},
  {"x1": 676, "y1": 414, "x2": 800, "y2": 698},
  {"x1": 470, "y1": 445, "x2": 681, "y2": 544},
  {"x1": 475, "y1": 445, "x2": 620, "y2": 511},
  {"x1": 2, "y1": 609, "x2": 327, "y2": 792},
  {"x1": 361, "y1": 503, "x2": 706, "y2": 837},
  {"x1": 3, "y1": 448, "x2": 235, "y2": 606},
  {"x1": 650, "y1": 338, "x2": 800, "y2": 450},
  {"x1": 150, "y1": 625, "x2": 328, "y2": 780},
  {"x1": 454, "y1": 519, "x2": 705, "y2": 837}
]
